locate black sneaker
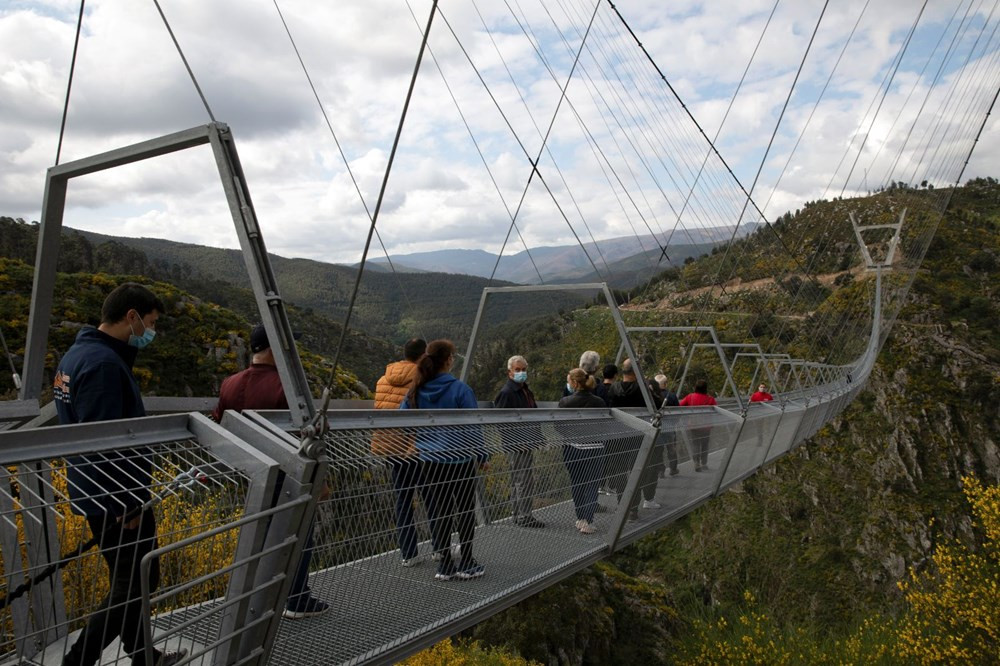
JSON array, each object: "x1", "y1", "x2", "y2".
[
  {"x1": 456, "y1": 558, "x2": 485, "y2": 579},
  {"x1": 435, "y1": 559, "x2": 458, "y2": 581},
  {"x1": 152, "y1": 649, "x2": 188, "y2": 666},
  {"x1": 283, "y1": 595, "x2": 330, "y2": 619}
]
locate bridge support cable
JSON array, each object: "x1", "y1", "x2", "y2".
[
  {"x1": 790, "y1": 11, "x2": 1000, "y2": 368},
  {"x1": 433, "y1": 3, "x2": 609, "y2": 286},
  {"x1": 481, "y1": 1, "x2": 606, "y2": 286},
  {"x1": 470, "y1": 0, "x2": 617, "y2": 280},
  {"x1": 510, "y1": 0, "x2": 675, "y2": 271},
  {"x1": 603, "y1": 0, "x2": 835, "y2": 359},
  {"x1": 55, "y1": 0, "x2": 86, "y2": 166},
  {"x1": 320, "y1": 0, "x2": 439, "y2": 399},
  {"x1": 603, "y1": 1, "x2": 813, "y2": 278},
  {"x1": 654, "y1": 0, "x2": 782, "y2": 272},
  {"x1": 402, "y1": 1, "x2": 548, "y2": 287},
  {"x1": 712, "y1": 0, "x2": 829, "y2": 303},
  {"x1": 152, "y1": 0, "x2": 216, "y2": 122},
  {"x1": 272, "y1": 0, "x2": 426, "y2": 343}
]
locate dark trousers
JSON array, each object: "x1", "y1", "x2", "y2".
[
  {"x1": 268, "y1": 471, "x2": 319, "y2": 608},
  {"x1": 562, "y1": 445, "x2": 602, "y2": 522},
  {"x1": 287, "y1": 524, "x2": 315, "y2": 605},
  {"x1": 663, "y1": 433, "x2": 679, "y2": 472},
  {"x1": 640, "y1": 443, "x2": 665, "y2": 501},
  {"x1": 605, "y1": 437, "x2": 641, "y2": 511},
  {"x1": 508, "y1": 450, "x2": 536, "y2": 519},
  {"x1": 692, "y1": 428, "x2": 711, "y2": 467},
  {"x1": 62, "y1": 510, "x2": 159, "y2": 666},
  {"x1": 421, "y1": 460, "x2": 477, "y2": 565},
  {"x1": 389, "y1": 457, "x2": 423, "y2": 560}
]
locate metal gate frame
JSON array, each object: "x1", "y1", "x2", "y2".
[
  {"x1": 460, "y1": 283, "x2": 659, "y2": 413},
  {"x1": 18, "y1": 122, "x2": 314, "y2": 428}
]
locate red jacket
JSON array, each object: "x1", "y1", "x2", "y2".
[
  {"x1": 750, "y1": 391, "x2": 773, "y2": 402},
  {"x1": 679, "y1": 392, "x2": 717, "y2": 407},
  {"x1": 212, "y1": 363, "x2": 287, "y2": 421}
]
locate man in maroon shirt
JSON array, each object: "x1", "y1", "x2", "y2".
[
  {"x1": 212, "y1": 325, "x2": 329, "y2": 619},
  {"x1": 212, "y1": 325, "x2": 289, "y2": 419}
]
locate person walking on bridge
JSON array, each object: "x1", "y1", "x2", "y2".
[
  {"x1": 401, "y1": 339, "x2": 488, "y2": 581},
  {"x1": 558, "y1": 368, "x2": 607, "y2": 534},
  {"x1": 372, "y1": 338, "x2": 427, "y2": 567},
  {"x1": 212, "y1": 324, "x2": 330, "y2": 620},
  {"x1": 655, "y1": 374, "x2": 681, "y2": 476},
  {"x1": 680, "y1": 378, "x2": 717, "y2": 472},
  {"x1": 748, "y1": 382, "x2": 773, "y2": 447},
  {"x1": 608, "y1": 359, "x2": 664, "y2": 513},
  {"x1": 55, "y1": 282, "x2": 186, "y2": 666},
  {"x1": 494, "y1": 355, "x2": 545, "y2": 528}
]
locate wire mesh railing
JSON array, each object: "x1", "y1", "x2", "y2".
[{"x1": 0, "y1": 412, "x2": 309, "y2": 666}]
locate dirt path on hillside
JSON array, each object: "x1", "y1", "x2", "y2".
[{"x1": 621, "y1": 266, "x2": 865, "y2": 313}]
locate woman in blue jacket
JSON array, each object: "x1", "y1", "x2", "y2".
[{"x1": 400, "y1": 339, "x2": 487, "y2": 581}]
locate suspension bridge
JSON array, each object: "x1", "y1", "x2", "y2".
[{"x1": 2, "y1": 0, "x2": 999, "y2": 664}]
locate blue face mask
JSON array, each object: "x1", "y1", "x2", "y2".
[
  {"x1": 128, "y1": 313, "x2": 156, "y2": 349},
  {"x1": 513, "y1": 370, "x2": 528, "y2": 384}
]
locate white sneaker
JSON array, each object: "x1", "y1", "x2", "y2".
[
  {"x1": 401, "y1": 557, "x2": 419, "y2": 567},
  {"x1": 642, "y1": 499, "x2": 662, "y2": 509},
  {"x1": 575, "y1": 519, "x2": 597, "y2": 534}
]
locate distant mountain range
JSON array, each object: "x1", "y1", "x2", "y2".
[{"x1": 365, "y1": 226, "x2": 749, "y2": 285}]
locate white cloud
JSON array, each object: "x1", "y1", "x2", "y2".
[{"x1": 1, "y1": 0, "x2": 998, "y2": 271}]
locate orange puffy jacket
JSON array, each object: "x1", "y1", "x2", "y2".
[{"x1": 371, "y1": 360, "x2": 418, "y2": 456}]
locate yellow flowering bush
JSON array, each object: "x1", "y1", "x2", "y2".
[
  {"x1": 401, "y1": 639, "x2": 539, "y2": 665},
  {"x1": 893, "y1": 476, "x2": 1000, "y2": 664}
]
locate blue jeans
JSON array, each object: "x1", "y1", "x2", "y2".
[{"x1": 389, "y1": 457, "x2": 423, "y2": 560}]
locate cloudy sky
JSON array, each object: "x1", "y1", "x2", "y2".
[{"x1": 2, "y1": 0, "x2": 999, "y2": 270}]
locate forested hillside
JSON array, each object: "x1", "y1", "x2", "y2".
[
  {"x1": 460, "y1": 179, "x2": 999, "y2": 663},
  {"x1": 0, "y1": 217, "x2": 396, "y2": 388},
  {"x1": 72, "y1": 229, "x2": 583, "y2": 346},
  {"x1": 0, "y1": 255, "x2": 369, "y2": 401}
]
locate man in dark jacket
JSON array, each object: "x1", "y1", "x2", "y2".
[
  {"x1": 606, "y1": 359, "x2": 662, "y2": 517},
  {"x1": 607, "y1": 359, "x2": 645, "y2": 408},
  {"x1": 494, "y1": 355, "x2": 544, "y2": 528},
  {"x1": 213, "y1": 324, "x2": 330, "y2": 619},
  {"x1": 595, "y1": 363, "x2": 616, "y2": 406},
  {"x1": 54, "y1": 282, "x2": 186, "y2": 666}
]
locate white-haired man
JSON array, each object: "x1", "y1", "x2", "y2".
[{"x1": 494, "y1": 355, "x2": 544, "y2": 528}]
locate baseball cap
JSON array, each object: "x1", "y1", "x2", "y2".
[{"x1": 250, "y1": 324, "x2": 301, "y2": 353}]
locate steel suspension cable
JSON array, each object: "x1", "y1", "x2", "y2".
[
  {"x1": 271, "y1": 0, "x2": 424, "y2": 340},
  {"x1": 55, "y1": 0, "x2": 86, "y2": 165},
  {"x1": 500, "y1": 0, "x2": 663, "y2": 277},
  {"x1": 660, "y1": 0, "x2": 781, "y2": 259},
  {"x1": 479, "y1": 0, "x2": 615, "y2": 280},
  {"x1": 404, "y1": 0, "x2": 548, "y2": 287},
  {"x1": 152, "y1": 0, "x2": 216, "y2": 122},
  {"x1": 323, "y1": 0, "x2": 439, "y2": 388},
  {"x1": 713, "y1": 0, "x2": 829, "y2": 299},
  {"x1": 604, "y1": 2, "x2": 790, "y2": 255},
  {"x1": 485, "y1": 0, "x2": 604, "y2": 286},
  {"x1": 838, "y1": 1, "x2": 927, "y2": 196}
]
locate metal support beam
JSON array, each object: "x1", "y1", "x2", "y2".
[
  {"x1": 19, "y1": 122, "x2": 313, "y2": 428},
  {"x1": 461, "y1": 283, "x2": 657, "y2": 413},
  {"x1": 850, "y1": 209, "x2": 904, "y2": 271}
]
